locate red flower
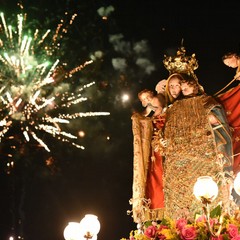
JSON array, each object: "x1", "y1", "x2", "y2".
[
  {"x1": 232, "y1": 235, "x2": 240, "y2": 240},
  {"x1": 228, "y1": 224, "x2": 239, "y2": 238},
  {"x1": 180, "y1": 225, "x2": 197, "y2": 240},
  {"x1": 176, "y1": 218, "x2": 188, "y2": 231},
  {"x1": 144, "y1": 225, "x2": 157, "y2": 238}
]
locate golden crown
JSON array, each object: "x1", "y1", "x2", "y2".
[{"x1": 163, "y1": 46, "x2": 198, "y2": 76}]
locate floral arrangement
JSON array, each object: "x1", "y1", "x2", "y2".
[{"x1": 121, "y1": 207, "x2": 240, "y2": 240}]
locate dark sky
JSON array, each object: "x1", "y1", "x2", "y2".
[
  {"x1": 0, "y1": 1, "x2": 239, "y2": 240},
  {"x1": 113, "y1": 0, "x2": 240, "y2": 93}
]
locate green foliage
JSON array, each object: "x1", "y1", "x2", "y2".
[{"x1": 210, "y1": 204, "x2": 222, "y2": 218}]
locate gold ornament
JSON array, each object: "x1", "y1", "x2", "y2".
[{"x1": 163, "y1": 46, "x2": 198, "y2": 80}]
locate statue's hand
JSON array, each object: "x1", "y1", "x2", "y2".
[{"x1": 208, "y1": 114, "x2": 219, "y2": 125}]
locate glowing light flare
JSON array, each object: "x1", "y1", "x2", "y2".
[
  {"x1": 17, "y1": 14, "x2": 23, "y2": 44},
  {"x1": 59, "y1": 112, "x2": 110, "y2": 119},
  {"x1": 37, "y1": 97, "x2": 55, "y2": 110},
  {"x1": 33, "y1": 29, "x2": 39, "y2": 41},
  {"x1": 24, "y1": 36, "x2": 32, "y2": 55},
  {"x1": 30, "y1": 131, "x2": 50, "y2": 152},
  {"x1": 3, "y1": 52, "x2": 13, "y2": 66},
  {"x1": 20, "y1": 35, "x2": 28, "y2": 53},
  {"x1": 37, "y1": 29, "x2": 51, "y2": 45},
  {"x1": 0, "y1": 126, "x2": 11, "y2": 140},
  {"x1": 121, "y1": 93, "x2": 130, "y2": 102},
  {"x1": 71, "y1": 143, "x2": 85, "y2": 149},
  {"x1": 52, "y1": 13, "x2": 77, "y2": 43},
  {"x1": 68, "y1": 60, "x2": 93, "y2": 76},
  {"x1": 37, "y1": 124, "x2": 77, "y2": 139},
  {"x1": 0, "y1": 12, "x2": 9, "y2": 38},
  {"x1": 45, "y1": 59, "x2": 59, "y2": 80},
  {"x1": 78, "y1": 130, "x2": 85, "y2": 138},
  {"x1": 52, "y1": 23, "x2": 63, "y2": 43},
  {"x1": 30, "y1": 90, "x2": 41, "y2": 104},
  {"x1": 61, "y1": 96, "x2": 87, "y2": 107},
  {"x1": 23, "y1": 130, "x2": 30, "y2": 141},
  {"x1": 8, "y1": 25, "x2": 13, "y2": 40},
  {"x1": 45, "y1": 116, "x2": 69, "y2": 124}
]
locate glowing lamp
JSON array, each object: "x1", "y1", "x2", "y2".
[
  {"x1": 63, "y1": 222, "x2": 82, "y2": 240},
  {"x1": 79, "y1": 214, "x2": 100, "y2": 239},
  {"x1": 234, "y1": 172, "x2": 240, "y2": 196},
  {"x1": 193, "y1": 176, "x2": 218, "y2": 202},
  {"x1": 121, "y1": 93, "x2": 129, "y2": 102}
]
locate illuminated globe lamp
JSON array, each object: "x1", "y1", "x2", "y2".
[
  {"x1": 193, "y1": 176, "x2": 218, "y2": 204},
  {"x1": 79, "y1": 214, "x2": 101, "y2": 240},
  {"x1": 233, "y1": 172, "x2": 240, "y2": 196},
  {"x1": 63, "y1": 222, "x2": 82, "y2": 240},
  {"x1": 193, "y1": 176, "x2": 221, "y2": 237}
]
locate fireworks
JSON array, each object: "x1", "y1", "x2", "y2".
[{"x1": 0, "y1": 11, "x2": 110, "y2": 153}]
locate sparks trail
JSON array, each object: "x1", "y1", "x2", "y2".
[{"x1": 0, "y1": 12, "x2": 109, "y2": 154}]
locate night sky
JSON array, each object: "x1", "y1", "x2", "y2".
[{"x1": 0, "y1": 0, "x2": 239, "y2": 240}]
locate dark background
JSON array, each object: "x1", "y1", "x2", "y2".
[{"x1": 0, "y1": 0, "x2": 239, "y2": 239}]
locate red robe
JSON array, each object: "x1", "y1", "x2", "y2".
[
  {"x1": 145, "y1": 151, "x2": 164, "y2": 209},
  {"x1": 145, "y1": 116, "x2": 165, "y2": 210},
  {"x1": 217, "y1": 84, "x2": 240, "y2": 174}
]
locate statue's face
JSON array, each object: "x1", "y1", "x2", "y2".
[
  {"x1": 181, "y1": 82, "x2": 195, "y2": 96},
  {"x1": 139, "y1": 92, "x2": 151, "y2": 107},
  {"x1": 168, "y1": 77, "x2": 181, "y2": 98},
  {"x1": 223, "y1": 56, "x2": 239, "y2": 68}
]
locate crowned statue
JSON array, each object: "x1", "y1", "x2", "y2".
[{"x1": 130, "y1": 45, "x2": 237, "y2": 225}]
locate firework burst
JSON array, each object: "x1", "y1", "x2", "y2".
[{"x1": 0, "y1": 11, "x2": 109, "y2": 153}]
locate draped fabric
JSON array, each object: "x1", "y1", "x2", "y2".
[
  {"x1": 217, "y1": 84, "x2": 240, "y2": 174},
  {"x1": 146, "y1": 115, "x2": 165, "y2": 213},
  {"x1": 145, "y1": 151, "x2": 164, "y2": 210},
  {"x1": 163, "y1": 95, "x2": 233, "y2": 219},
  {"x1": 131, "y1": 113, "x2": 164, "y2": 223}
]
